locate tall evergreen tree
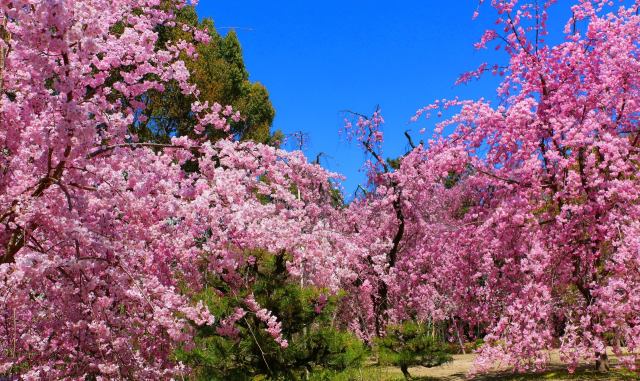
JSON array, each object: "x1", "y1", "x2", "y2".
[{"x1": 135, "y1": 6, "x2": 278, "y2": 144}]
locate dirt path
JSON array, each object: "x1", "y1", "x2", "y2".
[
  {"x1": 375, "y1": 353, "x2": 476, "y2": 380},
  {"x1": 374, "y1": 350, "x2": 636, "y2": 380}
]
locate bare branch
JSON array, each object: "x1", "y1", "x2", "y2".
[{"x1": 404, "y1": 130, "x2": 417, "y2": 149}]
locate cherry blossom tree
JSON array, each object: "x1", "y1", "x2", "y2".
[
  {"x1": 339, "y1": 109, "x2": 465, "y2": 343},
  {"x1": 0, "y1": 0, "x2": 350, "y2": 378},
  {"x1": 394, "y1": 0, "x2": 640, "y2": 373},
  {"x1": 337, "y1": 0, "x2": 640, "y2": 375}
]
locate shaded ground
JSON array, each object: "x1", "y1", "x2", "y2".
[{"x1": 354, "y1": 351, "x2": 639, "y2": 381}]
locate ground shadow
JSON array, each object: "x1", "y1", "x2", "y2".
[{"x1": 467, "y1": 365, "x2": 639, "y2": 381}]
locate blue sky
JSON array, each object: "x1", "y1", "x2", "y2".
[{"x1": 195, "y1": 1, "x2": 572, "y2": 197}]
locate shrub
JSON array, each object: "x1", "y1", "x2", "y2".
[
  {"x1": 376, "y1": 321, "x2": 452, "y2": 380},
  {"x1": 175, "y1": 250, "x2": 366, "y2": 380}
]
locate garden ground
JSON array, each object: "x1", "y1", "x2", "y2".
[{"x1": 348, "y1": 351, "x2": 639, "y2": 380}]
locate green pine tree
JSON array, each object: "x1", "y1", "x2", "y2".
[
  {"x1": 376, "y1": 321, "x2": 452, "y2": 380},
  {"x1": 134, "y1": 5, "x2": 279, "y2": 145},
  {"x1": 176, "y1": 250, "x2": 366, "y2": 381}
]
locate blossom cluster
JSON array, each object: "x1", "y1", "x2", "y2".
[{"x1": 245, "y1": 294, "x2": 288, "y2": 348}]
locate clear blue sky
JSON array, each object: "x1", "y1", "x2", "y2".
[{"x1": 195, "y1": 1, "x2": 572, "y2": 197}]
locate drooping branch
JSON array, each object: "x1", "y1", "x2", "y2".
[{"x1": 87, "y1": 142, "x2": 199, "y2": 158}]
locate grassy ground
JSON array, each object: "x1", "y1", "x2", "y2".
[{"x1": 332, "y1": 352, "x2": 640, "y2": 381}]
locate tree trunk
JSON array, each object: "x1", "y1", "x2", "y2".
[
  {"x1": 0, "y1": 16, "x2": 9, "y2": 96},
  {"x1": 613, "y1": 330, "x2": 622, "y2": 349},
  {"x1": 595, "y1": 351, "x2": 609, "y2": 372},
  {"x1": 400, "y1": 364, "x2": 411, "y2": 380},
  {"x1": 453, "y1": 319, "x2": 466, "y2": 354}
]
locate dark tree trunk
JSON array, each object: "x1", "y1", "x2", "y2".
[
  {"x1": 400, "y1": 364, "x2": 411, "y2": 380},
  {"x1": 373, "y1": 192, "x2": 405, "y2": 337},
  {"x1": 595, "y1": 351, "x2": 609, "y2": 372},
  {"x1": 453, "y1": 319, "x2": 466, "y2": 354}
]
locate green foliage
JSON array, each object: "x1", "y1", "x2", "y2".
[
  {"x1": 376, "y1": 321, "x2": 452, "y2": 380},
  {"x1": 466, "y1": 338, "x2": 485, "y2": 353},
  {"x1": 386, "y1": 157, "x2": 401, "y2": 171},
  {"x1": 445, "y1": 337, "x2": 484, "y2": 355},
  {"x1": 176, "y1": 250, "x2": 366, "y2": 380},
  {"x1": 443, "y1": 170, "x2": 462, "y2": 189},
  {"x1": 135, "y1": 5, "x2": 279, "y2": 145}
]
